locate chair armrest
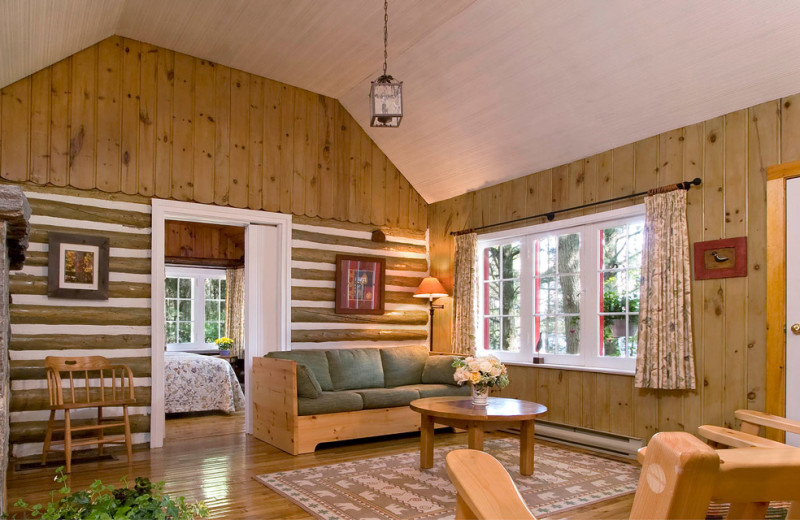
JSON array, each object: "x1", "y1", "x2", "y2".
[
  {"x1": 698, "y1": 425, "x2": 787, "y2": 448},
  {"x1": 735, "y1": 409, "x2": 800, "y2": 436}
]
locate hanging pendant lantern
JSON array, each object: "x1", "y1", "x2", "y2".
[{"x1": 370, "y1": 0, "x2": 402, "y2": 128}]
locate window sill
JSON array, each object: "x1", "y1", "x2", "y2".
[{"x1": 504, "y1": 361, "x2": 635, "y2": 377}]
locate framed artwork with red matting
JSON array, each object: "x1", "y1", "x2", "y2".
[
  {"x1": 334, "y1": 254, "x2": 385, "y2": 315},
  {"x1": 693, "y1": 236, "x2": 747, "y2": 280}
]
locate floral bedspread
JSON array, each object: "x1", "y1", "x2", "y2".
[{"x1": 165, "y1": 352, "x2": 245, "y2": 414}]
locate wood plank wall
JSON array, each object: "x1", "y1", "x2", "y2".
[
  {"x1": 7, "y1": 184, "x2": 152, "y2": 458},
  {"x1": 429, "y1": 96, "x2": 800, "y2": 442},
  {"x1": 165, "y1": 221, "x2": 244, "y2": 264},
  {"x1": 0, "y1": 35, "x2": 428, "y2": 233}
]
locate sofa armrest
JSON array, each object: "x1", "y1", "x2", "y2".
[{"x1": 252, "y1": 357, "x2": 300, "y2": 453}]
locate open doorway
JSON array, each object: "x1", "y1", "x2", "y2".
[
  {"x1": 162, "y1": 221, "x2": 246, "y2": 437},
  {"x1": 150, "y1": 200, "x2": 291, "y2": 449}
]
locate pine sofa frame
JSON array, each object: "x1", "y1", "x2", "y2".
[{"x1": 252, "y1": 356, "x2": 449, "y2": 455}]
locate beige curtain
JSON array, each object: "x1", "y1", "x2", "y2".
[
  {"x1": 635, "y1": 189, "x2": 696, "y2": 390},
  {"x1": 225, "y1": 267, "x2": 246, "y2": 358},
  {"x1": 452, "y1": 233, "x2": 478, "y2": 355}
]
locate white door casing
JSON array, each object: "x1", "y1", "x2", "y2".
[
  {"x1": 150, "y1": 199, "x2": 291, "y2": 448},
  {"x1": 786, "y1": 178, "x2": 800, "y2": 446}
]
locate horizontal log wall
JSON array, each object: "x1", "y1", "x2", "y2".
[
  {"x1": 429, "y1": 96, "x2": 800, "y2": 442},
  {"x1": 0, "y1": 35, "x2": 428, "y2": 232},
  {"x1": 7, "y1": 184, "x2": 152, "y2": 457},
  {"x1": 290, "y1": 215, "x2": 429, "y2": 349}
]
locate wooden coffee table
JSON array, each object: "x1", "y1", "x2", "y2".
[{"x1": 410, "y1": 396, "x2": 547, "y2": 476}]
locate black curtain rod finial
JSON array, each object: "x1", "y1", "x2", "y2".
[{"x1": 546, "y1": 213, "x2": 555, "y2": 221}]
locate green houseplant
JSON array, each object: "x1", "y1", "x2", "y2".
[{"x1": 6, "y1": 467, "x2": 209, "y2": 519}]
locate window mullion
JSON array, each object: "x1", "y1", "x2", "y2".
[
  {"x1": 519, "y1": 237, "x2": 533, "y2": 362},
  {"x1": 580, "y1": 225, "x2": 597, "y2": 368},
  {"x1": 195, "y1": 276, "x2": 205, "y2": 347}
]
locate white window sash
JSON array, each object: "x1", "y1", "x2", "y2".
[
  {"x1": 476, "y1": 205, "x2": 644, "y2": 372},
  {"x1": 165, "y1": 267, "x2": 226, "y2": 351}
]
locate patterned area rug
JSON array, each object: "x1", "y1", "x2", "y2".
[{"x1": 255, "y1": 438, "x2": 640, "y2": 520}]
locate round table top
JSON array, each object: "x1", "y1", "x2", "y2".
[{"x1": 410, "y1": 397, "x2": 547, "y2": 421}]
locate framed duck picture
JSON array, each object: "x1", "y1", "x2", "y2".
[
  {"x1": 47, "y1": 232, "x2": 110, "y2": 300},
  {"x1": 334, "y1": 254, "x2": 385, "y2": 315}
]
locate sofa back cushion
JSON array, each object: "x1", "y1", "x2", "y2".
[
  {"x1": 326, "y1": 348, "x2": 384, "y2": 390},
  {"x1": 421, "y1": 355, "x2": 460, "y2": 385},
  {"x1": 266, "y1": 350, "x2": 334, "y2": 391},
  {"x1": 380, "y1": 345, "x2": 429, "y2": 387}
]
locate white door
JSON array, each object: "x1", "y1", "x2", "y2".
[
  {"x1": 786, "y1": 178, "x2": 800, "y2": 446},
  {"x1": 244, "y1": 224, "x2": 283, "y2": 434}
]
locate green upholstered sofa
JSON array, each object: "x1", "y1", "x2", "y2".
[{"x1": 252, "y1": 345, "x2": 468, "y2": 455}]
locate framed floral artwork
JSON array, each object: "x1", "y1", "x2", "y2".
[
  {"x1": 47, "y1": 232, "x2": 110, "y2": 299},
  {"x1": 334, "y1": 254, "x2": 385, "y2": 315}
]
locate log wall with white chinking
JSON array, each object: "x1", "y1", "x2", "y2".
[
  {"x1": 290, "y1": 216, "x2": 429, "y2": 348},
  {"x1": 6, "y1": 184, "x2": 152, "y2": 458},
  {"x1": 428, "y1": 96, "x2": 800, "y2": 442},
  {"x1": 0, "y1": 35, "x2": 427, "y2": 233}
]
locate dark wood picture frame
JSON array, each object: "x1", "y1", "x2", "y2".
[
  {"x1": 334, "y1": 254, "x2": 385, "y2": 315},
  {"x1": 47, "y1": 232, "x2": 110, "y2": 300},
  {"x1": 693, "y1": 236, "x2": 747, "y2": 280}
]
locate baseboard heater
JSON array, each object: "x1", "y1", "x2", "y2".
[{"x1": 505, "y1": 421, "x2": 643, "y2": 459}]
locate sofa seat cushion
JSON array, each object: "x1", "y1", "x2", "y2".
[
  {"x1": 381, "y1": 345, "x2": 429, "y2": 387},
  {"x1": 421, "y1": 355, "x2": 460, "y2": 385},
  {"x1": 298, "y1": 391, "x2": 364, "y2": 416},
  {"x1": 396, "y1": 383, "x2": 471, "y2": 398},
  {"x1": 326, "y1": 348, "x2": 384, "y2": 390},
  {"x1": 266, "y1": 350, "x2": 334, "y2": 391},
  {"x1": 355, "y1": 388, "x2": 420, "y2": 409}
]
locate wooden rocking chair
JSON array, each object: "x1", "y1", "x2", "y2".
[
  {"x1": 447, "y1": 432, "x2": 800, "y2": 520},
  {"x1": 42, "y1": 356, "x2": 136, "y2": 472}
]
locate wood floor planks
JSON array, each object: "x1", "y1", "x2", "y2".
[{"x1": 6, "y1": 414, "x2": 638, "y2": 520}]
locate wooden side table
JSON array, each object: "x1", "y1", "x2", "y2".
[{"x1": 410, "y1": 396, "x2": 547, "y2": 476}]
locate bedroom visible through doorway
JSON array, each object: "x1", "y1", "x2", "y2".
[{"x1": 162, "y1": 222, "x2": 246, "y2": 436}]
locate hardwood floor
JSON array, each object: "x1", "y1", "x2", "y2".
[{"x1": 6, "y1": 414, "x2": 637, "y2": 519}]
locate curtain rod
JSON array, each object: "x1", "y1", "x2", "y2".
[{"x1": 450, "y1": 177, "x2": 702, "y2": 237}]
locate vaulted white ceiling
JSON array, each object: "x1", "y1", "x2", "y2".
[{"x1": 4, "y1": 0, "x2": 800, "y2": 203}]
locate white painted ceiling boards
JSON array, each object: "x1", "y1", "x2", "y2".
[{"x1": 4, "y1": 0, "x2": 800, "y2": 202}]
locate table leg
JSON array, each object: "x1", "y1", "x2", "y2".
[
  {"x1": 467, "y1": 422, "x2": 484, "y2": 451},
  {"x1": 520, "y1": 419, "x2": 535, "y2": 476},
  {"x1": 420, "y1": 413, "x2": 435, "y2": 469}
]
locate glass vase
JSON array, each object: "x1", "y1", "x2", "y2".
[{"x1": 471, "y1": 384, "x2": 489, "y2": 406}]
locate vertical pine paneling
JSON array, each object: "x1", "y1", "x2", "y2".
[
  {"x1": 723, "y1": 110, "x2": 748, "y2": 429},
  {"x1": 228, "y1": 69, "x2": 249, "y2": 208},
  {"x1": 278, "y1": 84, "x2": 294, "y2": 215},
  {"x1": 96, "y1": 37, "x2": 122, "y2": 193},
  {"x1": 121, "y1": 39, "x2": 141, "y2": 195},
  {"x1": 263, "y1": 80, "x2": 282, "y2": 212},
  {"x1": 49, "y1": 59, "x2": 71, "y2": 187},
  {"x1": 193, "y1": 59, "x2": 215, "y2": 204},
  {"x1": 29, "y1": 69, "x2": 50, "y2": 185},
  {"x1": 138, "y1": 44, "x2": 158, "y2": 197},
  {"x1": 213, "y1": 65, "x2": 231, "y2": 206},
  {"x1": 316, "y1": 94, "x2": 334, "y2": 220},
  {"x1": 746, "y1": 101, "x2": 778, "y2": 415},
  {"x1": 247, "y1": 75, "x2": 264, "y2": 210},
  {"x1": 69, "y1": 46, "x2": 96, "y2": 189},
  {"x1": 303, "y1": 91, "x2": 320, "y2": 218},
  {"x1": 292, "y1": 89, "x2": 308, "y2": 216},
  {"x1": 154, "y1": 47, "x2": 173, "y2": 199},
  {"x1": 171, "y1": 53, "x2": 194, "y2": 201}
]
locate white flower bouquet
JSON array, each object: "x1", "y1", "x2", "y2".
[{"x1": 451, "y1": 355, "x2": 509, "y2": 391}]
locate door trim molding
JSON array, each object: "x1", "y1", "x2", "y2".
[
  {"x1": 150, "y1": 199, "x2": 292, "y2": 448},
  {"x1": 766, "y1": 160, "x2": 800, "y2": 441}
]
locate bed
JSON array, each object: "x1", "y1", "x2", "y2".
[{"x1": 164, "y1": 352, "x2": 245, "y2": 414}]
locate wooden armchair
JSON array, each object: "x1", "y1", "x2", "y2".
[
  {"x1": 699, "y1": 409, "x2": 800, "y2": 448},
  {"x1": 43, "y1": 356, "x2": 136, "y2": 472},
  {"x1": 447, "y1": 432, "x2": 800, "y2": 520}
]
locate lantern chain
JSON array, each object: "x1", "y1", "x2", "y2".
[{"x1": 383, "y1": 0, "x2": 388, "y2": 77}]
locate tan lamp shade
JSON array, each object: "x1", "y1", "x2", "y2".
[{"x1": 414, "y1": 277, "x2": 448, "y2": 299}]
